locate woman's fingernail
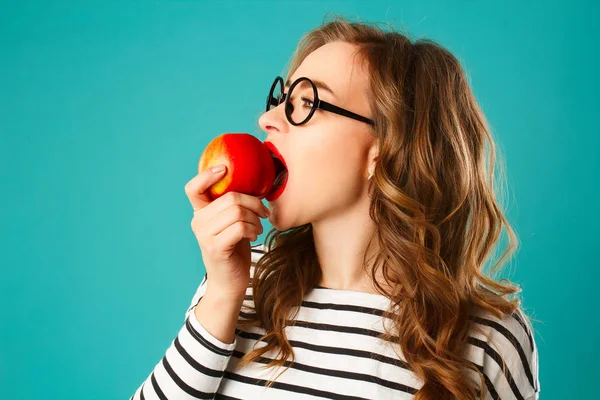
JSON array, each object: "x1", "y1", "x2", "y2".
[{"x1": 211, "y1": 165, "x2": 225, "y2": 173}]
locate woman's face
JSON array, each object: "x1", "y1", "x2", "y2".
[{"x1": 260, "y1": 41, "x2": 377, "y2": 231}]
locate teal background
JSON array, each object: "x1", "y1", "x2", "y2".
[{"x1": 1, "y1": 1, "x2": 596, "y2": 398}]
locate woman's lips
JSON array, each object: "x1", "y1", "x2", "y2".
[{"x1": 264, "y1": 141, "x2": 287, "y2": 170}]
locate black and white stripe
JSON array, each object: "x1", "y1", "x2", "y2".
[{"x1": 130, "y1": 243, "x2": 539, "y2": 399}]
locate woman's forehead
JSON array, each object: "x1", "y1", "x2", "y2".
[{"x1": 289, "y1": 42, "x2": 370, "y2": 102}]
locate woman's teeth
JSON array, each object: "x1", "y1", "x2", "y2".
[{"x1": 273, "y1": 170, "x2": 288, "y2": 188}]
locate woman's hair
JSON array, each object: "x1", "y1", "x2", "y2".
[{"x1": 239, "y1": 13, "x2": 534, "y2": 399}]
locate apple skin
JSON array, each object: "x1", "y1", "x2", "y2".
[{"x1": 198, "y1": 133, "x2": 276, "y2": 201}]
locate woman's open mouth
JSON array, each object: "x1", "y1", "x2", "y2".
[{"x1": 264, "y1": 142, "x2": 288, "y2": 201}]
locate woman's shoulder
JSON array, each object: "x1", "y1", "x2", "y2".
[
  {"x1": 466, "y1": 304, "x2": 541, "y2": 399},
  {"x1": 469, "y1": 304, "x2": 537, "y2": 351}
]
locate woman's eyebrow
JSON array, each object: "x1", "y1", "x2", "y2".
[{"x1": 285, "y1": 77, "x2": 336, "y2": 98}]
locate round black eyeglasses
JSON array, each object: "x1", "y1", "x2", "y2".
[{"x1": 265, "y1": 76, "x2": 376, "y2": 127}]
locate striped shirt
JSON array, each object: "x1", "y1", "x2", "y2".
[{"x1": 131, "y1": 243, "x2": 540, "y2": 399}]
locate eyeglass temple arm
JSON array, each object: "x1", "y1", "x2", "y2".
[{"x1": 318, "y1": 100, "x2": 375, "y2": 126}]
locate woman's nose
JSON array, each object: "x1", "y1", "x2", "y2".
[{"x1": 259, "y1": 104, "x2": 289, "y2": 135}]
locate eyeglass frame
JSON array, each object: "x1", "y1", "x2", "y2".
[{"x1": 266, "y1": 76, "x2": 376, "y2": 127}]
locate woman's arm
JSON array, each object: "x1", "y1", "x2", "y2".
[{"x1": 129, "y1": 273, "x2": 241, "y2": 400}]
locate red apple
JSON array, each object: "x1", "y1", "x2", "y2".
[{"x1": 198, "y1": 133, "x2": 287, "y2": 201}]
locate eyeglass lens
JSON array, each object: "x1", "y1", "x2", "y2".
[{"x1": 268, "y1": 78, "x2": 316, "y2": 125}]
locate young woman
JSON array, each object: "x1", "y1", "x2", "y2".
[{"x1": 131, "y1": 16, "x2": 540, "y2": 400}]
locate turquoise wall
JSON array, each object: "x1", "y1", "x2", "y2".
[{"x1": 1, "y1": 1, "x2": 596, "y2": 398}]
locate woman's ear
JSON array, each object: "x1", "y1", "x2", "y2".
[
  {"x1": 368, "y1": 144, "x2": 378, "y2": 168},
  {"x1": 367, "y1": 144, "x2": 378, "y2": 180}
]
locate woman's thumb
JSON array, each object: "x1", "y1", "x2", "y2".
[{"x1": 186, "y1": 164, "x2": 227, "y2": 211}]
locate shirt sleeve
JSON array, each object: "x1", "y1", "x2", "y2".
[{"x1": 129, "y1": 272, "x2": 237, "y2": 400}]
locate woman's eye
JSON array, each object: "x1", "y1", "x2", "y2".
[{"x1": 301, "y1": 97, "x2": 314, "y2": 108}]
